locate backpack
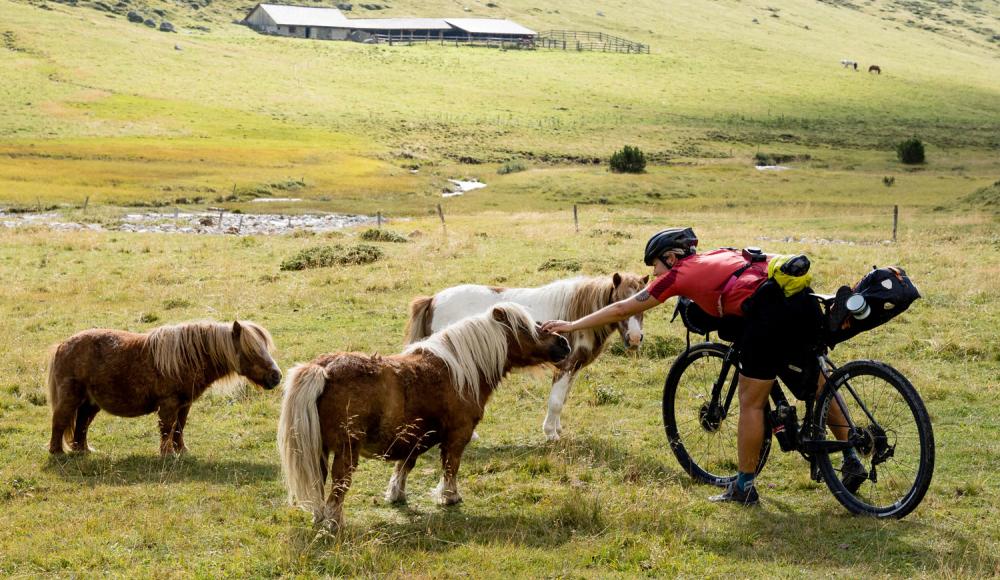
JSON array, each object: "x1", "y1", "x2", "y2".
[{"x1": 827, "y1": 266, "x2": 920, "y2": 346}]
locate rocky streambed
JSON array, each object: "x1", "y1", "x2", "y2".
[{"x1": 0, "y1": 210, "x2": 378, "y2": 236}]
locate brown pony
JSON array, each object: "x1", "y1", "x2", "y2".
[
  {"x1": 869, "y1": 64, "x2": 881, "y2": 74},
  {"x1": 278, "y1": 303, "x2": 571, "y2": 530},
  {"x1": 47, "y1": 320, "x2": 281, "y2": 455},
  {"x1": 404, "y1": 273, "x2": 648, "y2": 440}
]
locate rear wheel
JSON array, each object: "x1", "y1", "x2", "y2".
[
  {"x1": 814, "y1": 360, "x2": 934, "y2": 518},
  {"x1": 663, "y1": 342, "x2": 771, "y2": 486}
]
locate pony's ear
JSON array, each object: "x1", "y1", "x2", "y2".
[
  {"x1": 232, "y1": 320, "x2": 243, "y2": 342},
  {"x1": 491, "y1": 306, "x2": 510, "y2": 324},
  {"x1": 613, "y1": 272, "x2": 622, "y2": 288},
  {"x1": 641, "y1": 274, "x2": 650, "y2": 284}
]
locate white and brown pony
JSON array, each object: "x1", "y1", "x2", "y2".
[
  {"x1": 278, "y1": 303, "x2": 571, "y2": 530},
  {"x1": 404, "y1": 273, "x2": 648, "y2": 440},
  {"x1": 47, "y1": 320, "x2": 281, "y2": 455}
]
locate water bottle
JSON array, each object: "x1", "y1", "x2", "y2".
[
  {"x1": 771, "y1": 402, "x2": 800, "y2": 452},
  {"x1": 846, "y1": 294, "x2": 871, "y2": 320}
]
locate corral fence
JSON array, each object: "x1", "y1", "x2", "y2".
[
  {"x1": 372, "y1": 32, "x2": 538, "y2": 49},
  {"x1": 535, "y1": 30, "x2": 650, "y2": 54},
  {"x1": 367, "y1": 30, "x2": 650, "y2": 53}
]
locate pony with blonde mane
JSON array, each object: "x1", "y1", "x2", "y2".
[
  {"x1": 404, "y1": 273, "x2": 648, "y2": 440},
  {"x1": 278, "y1": 303, "x2": 570, "y2": 530},
  {"x1": 47, "y1": 320, "x2": 281, "y2": 455}
]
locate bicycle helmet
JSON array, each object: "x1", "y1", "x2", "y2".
[{"x1": 643, "y1": 227, "x2": 698, "y2": 266}]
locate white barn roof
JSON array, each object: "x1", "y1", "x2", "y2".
[
  {"x1": 444, "y1": 18, "x2": 536, "y2": 35},
  {"x1": 347, "y1": 18, "x2": 451, "y2": 30},
  {"x1": 256, "y1": 4, "x2": 350, "y2": 27}
]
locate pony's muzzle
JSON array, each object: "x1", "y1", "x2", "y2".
[
  {"x1": 264, "y1": 368, "x2": 282, "y2": 389},
  {"x1": 550, "y1": 336, "x2": 572, "y2": 362},
  {"x1": 626, "y1": 332, "x2": 644, "y2": 349}
]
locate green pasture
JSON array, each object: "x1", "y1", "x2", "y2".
[{"x1": 0, "y1": 204, "x2": 998, "y2": 576}]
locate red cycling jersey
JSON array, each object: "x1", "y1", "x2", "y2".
[{"x1": 646, "y1": 249, "x2": 769, "y2": 316}]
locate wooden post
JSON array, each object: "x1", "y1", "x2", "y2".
[
  {"x1": 218, "y1": 207, "x2": 224, "y2": 227},
  {"x1": 82, "y1": 196, "x2": 89, "y2": 212},
  {"x1": 377, "y1": 211, "x2": 383, "y2": 228},
  {"x1": 287, "y1": 215, "x2": 292, "y2": 228},
  {"x1": 892, "y1": 205, "x2": 899, "y2": 242},
  {"x1": 174, "y1": 207, "x2": 179, "y2": 220},
  {"x1": 238, "y1": 214, "x2": 244, "y2": 233},
  {"x1": 572, "y1": 204, "x2": 580, "y2": 233},
  {"x1": 36, "y1": 197, "x2": 42, "y2": 212},
  {"x1": 436, "y1": 203, "x2": 446, "y2": 233}
]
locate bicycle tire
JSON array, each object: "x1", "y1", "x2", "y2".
[
  {"x1": 662, "y1": 342, "x2": 771, "y2": 486},
  {"x1": 814, "y1": 360, "x2": 934, "y2": 519}
]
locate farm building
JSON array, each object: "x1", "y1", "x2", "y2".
[
  {"x1": 243, "y1": 4, "x2": 537, "y2": 43},
  {"x1": 244, "y1": 4, "x2": 351, "y2": 40}
]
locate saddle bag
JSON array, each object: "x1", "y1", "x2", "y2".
[{"x1": 827, "y1": 266, "x2": 920, "y2": 346}]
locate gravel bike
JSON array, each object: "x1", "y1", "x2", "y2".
[{"x1": 662, "y1": 293, "x2": 934, "y2": 518}]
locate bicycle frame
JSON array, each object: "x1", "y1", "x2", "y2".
[{"x1": 701, "y1": 344, "x2": 891, "y2": 481}]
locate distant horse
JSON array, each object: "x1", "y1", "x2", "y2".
[
  {"x1": 404, "y1": 273, "x2": 648, "y2": 440},
  {"x1": 840, "y1": 59, "x2": 858, "y2": 71},
  {"x1": 278, "y1": 303, "x2": 571, "y2": 529},
  {"x1": 869, "y1": 64, "x2": 881, "y2": 74},
  {"x1": 47, "y1": 320, "x2": 281, "y2": 455}
]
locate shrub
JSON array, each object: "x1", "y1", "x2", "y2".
[
  {"x1": 280, "y1": 244, "x2": 385, "y2": 271},
  {"x1": 359, "y1": 228, "x2": 408, "y2": 243},
  {"x1": 896, "y1": 138, "x2": 926, "y2": 164},
  {"x1": 593, "y1": 385, "x2": 623, "y2": 406},
  {"x1": 609, "y1": 145, "x2": 646, "y2": 173},
  {"x1": 497, "y1": 159, "x2": 527, "y2": 175},
  {"x1": 538, "y1": 258, "x2": 581, "y2": 272}
]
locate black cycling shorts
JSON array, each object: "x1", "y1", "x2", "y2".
[{"x1": 738, "y1": 283, "x2": 823, "y2": 395}]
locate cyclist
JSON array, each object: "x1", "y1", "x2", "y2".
[{"x1": 541, "y1": 227, "x2": 867, "y2": 505}]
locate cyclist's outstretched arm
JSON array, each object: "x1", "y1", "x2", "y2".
[{"x1": 541, "y1": 289, "x2": 659, "y2": 334}]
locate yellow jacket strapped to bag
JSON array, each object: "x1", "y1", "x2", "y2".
[{"x1": 768, "y1": 254, "x2": 813, "y2": 297}]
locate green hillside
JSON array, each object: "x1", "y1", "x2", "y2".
[{"x1": 1, "y1": 0, "x2": 998, "y2": 208}]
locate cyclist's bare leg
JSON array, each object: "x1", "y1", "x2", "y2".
[
  {"x1": 816, "y1": 374, "x2": 850, "y2": 440},
  {"x1": 737, "y1": 374, "x2": 774, "y2": 473}
]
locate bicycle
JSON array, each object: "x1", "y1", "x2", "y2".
[{"x1": 662, "y1": 293, "x2": 935, "y2": 519}]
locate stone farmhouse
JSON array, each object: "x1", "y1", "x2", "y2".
[{"x1": 243, "y1": 4, "x2": 537, "y2": 43}]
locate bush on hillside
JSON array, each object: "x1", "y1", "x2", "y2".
[
  {"x1": 280, "y1": 244, "x2": 385, "y2": 271},
  {"x1": 609, "y1": 145, "x2": 646, "y2": 173},
  {"x1": 359, "y1": 228, "x2": 408, "y2": 243},
  {"x1": 497, "y1": 160, "x2": 527, "y2": 175},
  {"x1": 896, "y1": 138, "x2": 926, "y2": 164}
]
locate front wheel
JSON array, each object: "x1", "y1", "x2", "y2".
[
  {"x1": 662, "y1": 342, "x2": 771, "y2": 486},
  {"x1": 814, "y1": 360, "x2": 935, "y2": 518}
]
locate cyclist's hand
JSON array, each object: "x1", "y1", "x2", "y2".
[{"x1": 541, "y1": 320, "x2": 573, "y2": 334}]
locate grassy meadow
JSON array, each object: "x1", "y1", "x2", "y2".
[{"x1": 1, "y1": 0, "x2": 1000, "y2": 576}]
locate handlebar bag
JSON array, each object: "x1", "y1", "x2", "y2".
[{"x1": 827, "y1": 266, "x2": 920, "y2": 346}]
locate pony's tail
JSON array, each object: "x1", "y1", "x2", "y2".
[
  {"x1": 46, "y1": 344, "x2": 74, "y2": 452},
  {"x1": 278, "y1": 362, "x2": 329, "y2": 520},
  {"x1": 403, "y1": 296, "x2": 434, "y2": 345}
]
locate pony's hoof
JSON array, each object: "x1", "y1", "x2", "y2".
[
  {"x1": 385, "y1": 491, "x2": 407, "y2": 504},
  {"x1": 316, "y1": 517, "x2": 342, "y2": 533},
  {"x1": 544, "y1": 431, "x2": 560, "y2": 442},
  {"x1": 436, "y1": 493, "x2": 463, "y2": 506}
]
